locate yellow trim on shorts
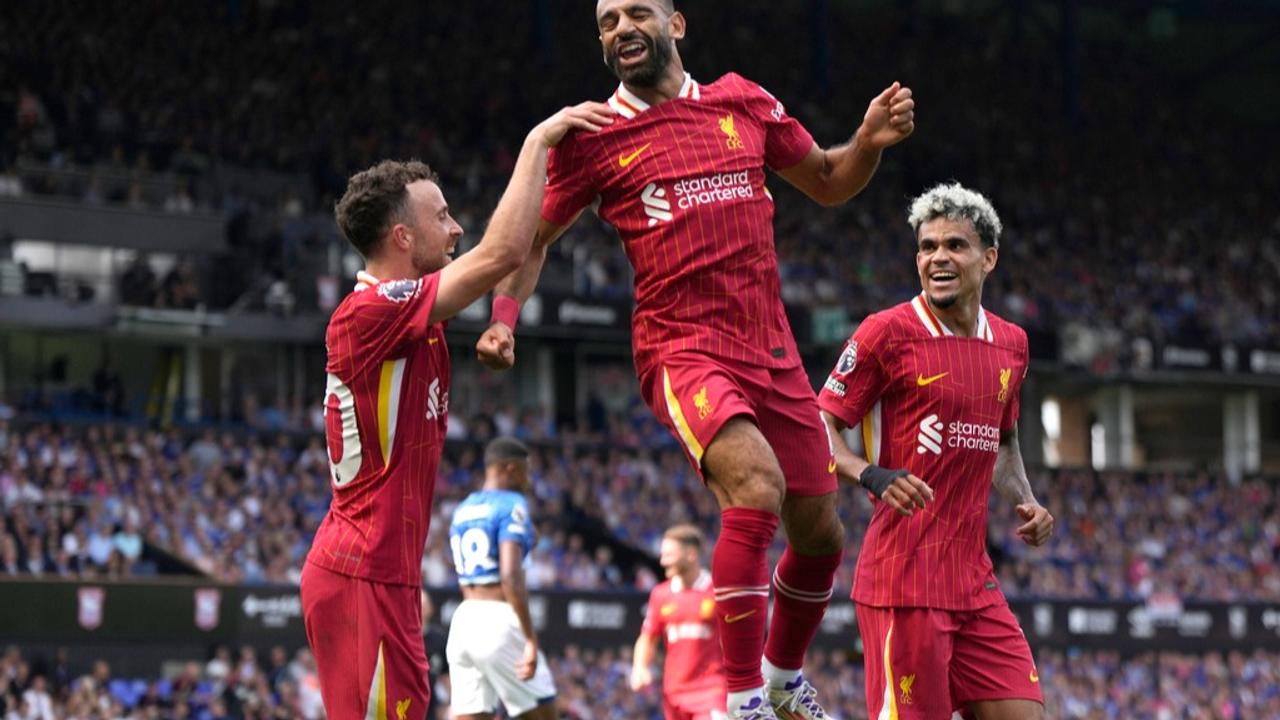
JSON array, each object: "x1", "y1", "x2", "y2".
[
  {"x1": 879, "y1": 622, "x2": 898, "y2": 720},
  {"x1": 663, "y1": 368, "x2": 705, "y2": 462}
]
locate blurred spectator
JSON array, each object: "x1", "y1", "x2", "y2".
[
  {"x1": 118, "y1": 256, "x2": 157, "y2": 307},
  {"x1": 0, "y1": 1, "x2": 1276, "y2": 349}
]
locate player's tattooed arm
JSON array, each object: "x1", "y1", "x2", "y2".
[{"x1": 995, "y1": 426, "x2": 1055, "y2": 546}]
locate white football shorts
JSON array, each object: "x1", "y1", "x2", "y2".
[{"x1": 446, "y1": 599, "x2": 556, "y2": 716}]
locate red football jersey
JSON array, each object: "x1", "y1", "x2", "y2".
[
  {"x1": 818, "y1": 293, "x2": 1029, "y2": 610},
  {"x1": 542, "y1": 72, "x2": 816, "y2": 375},
  {"x1": 307, "y1": 270, "x2": 450, "y2": 587},
  {"x1": 641, "y1": 570, "x2": 726, "y2": 700}
]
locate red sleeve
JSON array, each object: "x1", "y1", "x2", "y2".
[
  {"x1": 640, "y1": 587, "x2": 665, "y2": 638},
  {"x1": 1001, "y1": 330, "x2": 1030, "y2": 432},
  {"x1": 817, "y1": 315, "x2": 891, "y2": 429},
  {"x1": 348, "y1": 273, "x2": 442, "y2": 359},
  {"x1": 541, "y1": 132, "x2": 597, "y2": 225},
  {"x1": 737, "y1": 76, "x2": 815, "y2": 171}
]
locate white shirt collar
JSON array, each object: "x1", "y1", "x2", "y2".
[
  {"x1": 608, "y1": 72, "x2": 700, "y2": 119},
  {"x1": 910, "y1": 292, "x2": 993, "y2": 341},
  {"x1": 670, "y1": 569, "x2": 711, "y2": 593}
]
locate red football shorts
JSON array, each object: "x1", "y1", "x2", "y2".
[
  {"x1": 300, "y1": 562, "x2": 430, "y2": 720},
  {"x1": 640, "y1": 353, "x2": 837, "y2": 496},
  {"x1": 663, "y1": 686, "x2": 728, "y2": 720},
  {"x1": 856, "y1": 602, "x2": 1043, "y2": 719}
]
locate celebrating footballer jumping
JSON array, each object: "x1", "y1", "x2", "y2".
[
  {"x1": 7, "y1": 3, "x2": 1268, "y2": 720},
  {"x1": 475, "y1": 1, "x2": 914, "y2": 718}
]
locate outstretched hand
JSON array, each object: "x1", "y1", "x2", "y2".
[
  {"x1": 476, "y1": 322, "x2": 516, "y2": 370},
  {"x1": 533, "y1": 101, "x2": 616, "y2": 148},
  {"x1": 858, "y1": 81, "x2": 915, "y2": 150}
]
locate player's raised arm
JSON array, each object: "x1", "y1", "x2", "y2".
[
  {"x1": 777, "y1": 82, "x2": 915, "y2": 207},
  {"x1": 430, "y1": 103, "x2": 613, "y2": 323}
]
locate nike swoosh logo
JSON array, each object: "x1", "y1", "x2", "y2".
[
  {"x1": 916, "y1": 372, "x2": 948, "y2": 386},
  {"x1": 618, "y1": 142, "x2": 652, "y2": 167},
  {"x1": 428, "y1": 338, "x2": 439, "y2": 345},
  {"x1": 1029, "y1": 672, "x2": 1039, "y2": 683},
  {"x1": 827, "y1": 458, "x2": 837, "y2": 474},
  {"x1": 723, "y1": 610, "x2": 756, "y2": 624}
]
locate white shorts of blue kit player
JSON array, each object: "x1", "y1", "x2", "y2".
[{"x1": 446, "y1": 599, "x2": 556, "y2": 716}]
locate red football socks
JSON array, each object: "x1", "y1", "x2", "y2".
[
  {"x1": 713, "y1": 507, "x2": 779, "y2": 692},
  {"x1": 763, "y1": 545, "x2": 843, "y2": 672}
]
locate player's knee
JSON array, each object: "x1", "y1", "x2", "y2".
[
  {"x1": 709, "y1": 461, "x2": 785, "y2": 512},
  {"x1": 784, "y1": 497, "x2": 844, "y2": 555},
  {"x1": 796, "y1": 520, "x2": 844, "y2": 556},
  {"x1": 703, "y1": 418, "x2": 786, "y2": 512}
]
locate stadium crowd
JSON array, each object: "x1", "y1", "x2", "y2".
[
  {"x1": 3, "y1": 2, "x2": 1278, "y2": 354},
  {"x1": 2, "y1": 419, "x2": 1278, "y2": 605},
  {"x1": 1, "y1": 2, "x2": 1278, "y2": 719},
  {"x1": 3, "y1": 642, "x2": 1276, "y2": 719}
]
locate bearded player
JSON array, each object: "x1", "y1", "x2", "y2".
[
  {"x1": 299, "y1": 102, "x2": 612, "y2": 720},
  {"x1": 819, "y1": 183, "x2": 1054, "y2": 719},
  {"x1": 631, "y1": 525, "x2": 727, "y2": 720},
  {"x1": 475, "y1": 2, "x2": 914, "y2": 717}
]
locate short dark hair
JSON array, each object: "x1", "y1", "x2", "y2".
[
  {"x1": 334, "y1": 160, "x2": 439, "y2": 259},
  {"x1": 484, "y1": 437, "x2": 530, "y2": 466},
  {"x1": 663, "y1": 524, "x2": 703, "y2": 550}
]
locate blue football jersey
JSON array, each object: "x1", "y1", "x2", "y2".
[{"x1": 448, "y1": 489, "x2": 534, "y2": 586}]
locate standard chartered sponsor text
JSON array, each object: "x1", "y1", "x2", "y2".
[
  {"x1": 947, "y1": 420, "x2": 1001, "y2": 453},
  {"x1": 673, "y1": 170, "x2": 753, "y2": 209}
]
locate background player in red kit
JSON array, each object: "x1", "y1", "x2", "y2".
[
  {"x1": 631, "y1": 525, "x2": 728, "y2": 720},
  {"x1": 818, "y1": 183, "x2": 1055, "y2": 720},
  {"x1": 476, "y1": 2, "x2": 913, "y2": 717},
  {"x1": 300, "y1": 102, "x2": 613, "y2": 720}
]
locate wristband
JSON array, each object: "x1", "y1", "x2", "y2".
[
  {"x1": 491, "y1": 295, "x2": 520, "y2": 328},
  {"x1": 859, "y1": 465, "x2": 909, "y2": 498}
]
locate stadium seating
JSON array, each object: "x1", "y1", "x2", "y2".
[
  {"x1": 3, "y1": 2, "x2": 1278, "y2": 718},
  {"x1": 3, "y1": 421, "x2": 1277, "y2": 603}
]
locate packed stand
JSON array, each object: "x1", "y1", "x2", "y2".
[
  {"x1": 994, "y1": 467, "x2": 1280, "y2": 602},
  {"x1": 2, "y1": 417, "x2": 1278, "y2": 603},
  {"x1": 0, "y1": 420, "x2": 641, "y2": 588},
  {"x1": 0, "y1": 644, "x2": 324, "y2": 720},
  {"x1": 4, "y1": 643, "x2": 1276, "y2": 720},
  {"x1": 3, "y1": 3, "x2": 1278, "y2": 351}
]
